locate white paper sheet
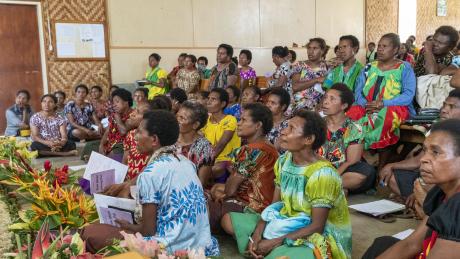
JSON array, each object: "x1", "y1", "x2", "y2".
[
  {"x1": 93, "y1": 193, "x2": 137, "y2": 225},
  {"x1": 348, "y1": 199, "x2": 406, "y2": 216},
  {"x1": 83, "y1": 151, "x2": 127, "y2": 184},
  {"x1": 392, "y1": 229, "x2": 414, "y2": 240}
]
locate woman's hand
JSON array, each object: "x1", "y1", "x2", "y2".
[
  {"x1": 379, "y1": 163, "x2": 393, "y2": 186},
  {"x1": 255, "y1": 238, "x2": 282, "y2": 257},
  {"x1": 248, "y1": 233, "x2": 263, "y2": 258},
  {"x1": 115, "y1": 219, "x2": 131, "y2": 230},
  {"x1": 103, "y1": 183, "x2": 130, "y2": 197},
  {"x1": 210, "y1": 184, "x2": 225, "y2": 202}
]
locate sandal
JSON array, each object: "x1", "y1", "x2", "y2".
[
  {"x1": 377, "y1": 214, "x2": 396, "y2": 223},
  {"x1": 392, "y1": 208, "x2": 415, "y2": 219}
]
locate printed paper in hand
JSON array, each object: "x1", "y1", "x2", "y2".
[
  {"x1": 348, "y1": 199, "x2": 406, "y2": 216},
  {"x1": 93, "y1": 194, "x2": 137, "y2": 225},
  {"x1": 90, "y1": 169, "x2": 115, "y2": 194},
  {"x1": 392, "y1": 229, "x2": 414, "y2": 240},
  {"x1": 99, "y1": 207, "x2": 134, "y2": 227},
  {"x1": 83, "y1": 151, "x2": 128, "y2": 184}
]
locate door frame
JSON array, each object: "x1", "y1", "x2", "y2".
[{"x1": 0, "y1": 0, "x2": 48, "y2": 94}]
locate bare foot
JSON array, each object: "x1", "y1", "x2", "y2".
[{"x1": 68, "y1": 150, "x2": 79, "y2": 156}]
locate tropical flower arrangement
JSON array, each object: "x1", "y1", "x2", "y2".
[
  {"x1": 0, "y1": 137, "x2": 96, "y2": 232},
  {"x1": 117, "y1": 231, "x2": 207, "y2": 259},
  {"x1": 0, "y1": 137, "x2": 211, "y2": 259}
]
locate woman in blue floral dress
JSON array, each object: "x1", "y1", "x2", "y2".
[{"x1": 81, "y1": 110, "x2": 219, "y2": 256}]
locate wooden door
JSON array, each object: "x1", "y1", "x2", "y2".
[{"x1": 0, "y1": 4, "x2": 43, "y2": 134}]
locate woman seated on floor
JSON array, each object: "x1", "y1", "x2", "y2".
[
  {"x1": 348, "y1": 33, "x2": 416, "y2": 169},
  {"x1": 30, "y1": 94, "x2": 77, "y2": 157},
  {"x1": 232, "y1": 110, "x2": 351, "y2": 259},
  {"x1": 362, "y1": 119, "x2": 460, "y2": 259},
  {"x1": 241, "y1": 85, "x2": 261, "y2": 106},
  {"x1": 176, "y1": 101, "x2": 214, "y2": 188},
  {"x1": 89, "y1": 85, "x2": 107, "y2": 122},
  {"x1": 265, "y1": 87, "x2": 290, "y2": 153},
  {"x1": 99, "y1": 88, "x2": 134, "y2": 161},
  {"x1": 202, "y1": 88, "x2": 241, "y2": 183},
  {"x1": 54, "y1": 90, "x2": 66, "y2": 118},
  {"x1": 5, "y1": 90, "x2": 33, "y2": 137},
  {"x1": 318, "y1": 83, "x2": 376, "y2": 194},
  {"x1": 208, "y1": 103, "x2": 278, "y2": 234},
  {"x1": 81, "y1": 110, "x2": 219, "y2": 256},
  {"x1": 65, "y1": 84, "x2": 103, "y2": 141}
]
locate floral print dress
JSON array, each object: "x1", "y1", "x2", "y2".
[
  {"x1": 292, "y1": 61, "x2": 329, "y2": 111},
  {"x1": 268, "y1": 61, "x2": 294, "y2": 98},
  {"x1": 137, "y1": 153, "x2": 220, "y2": 256}
]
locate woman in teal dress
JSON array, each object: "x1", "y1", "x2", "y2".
[{"x1": 231, "y1": 110, "x2": 352, "y2": 259}]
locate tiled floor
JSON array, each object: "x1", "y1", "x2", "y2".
[{"x1": 33, "y1": 152, "x2": 419, "y2": 259}]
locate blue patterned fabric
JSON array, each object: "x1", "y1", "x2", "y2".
[{"x1": 137, "y1": 154, "x2": 219, "y2": 256}]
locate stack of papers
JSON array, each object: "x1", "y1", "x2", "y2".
[{"x1": 348, "y1": 199, "x2": 406, "y2": 216}]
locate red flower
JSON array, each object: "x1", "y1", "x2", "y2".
[
  {"x1": 44, "y1": 160, "x2": 52, "y2": 172},
  {"x1": 53, "y1": 168, "x2": 69, "y2": 186},
  {"x1": 62, "y1": 165, "x2": 69, "y2": 173}
]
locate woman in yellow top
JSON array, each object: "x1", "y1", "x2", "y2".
[
  {"x1": 202, "y1": 88, "x2": 241, "y2": 183},
  {"x1": 144, "y1": 53, "x2": 169, "y2": 99}
]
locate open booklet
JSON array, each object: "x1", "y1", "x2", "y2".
[
  {"x1": 79, "y1": 151, "x2": 128, "y2": 195},
  {"x1": 94, "y1": 193, "x2": 137, "y2": 227},
  {"x1": 348, "y1": 199, "x2": 406, "y2": 217}
]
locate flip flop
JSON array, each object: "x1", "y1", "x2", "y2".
[
  {"x1": 377, "y1": 214, "x2": 396, "y2": 223},
  {"x1": 392, "y1": 208, "x2": 415, "y2": 219}
]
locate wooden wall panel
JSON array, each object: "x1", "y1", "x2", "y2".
[
  {"x1": 365, "y1": 0, "x2": 398, "y2": 44},
  {"x1": 41, "y1": 0, "x2": 110, "y2": 97},
  {"x1": 417, "y1": 0, "x2": 460, "y2": 45}
]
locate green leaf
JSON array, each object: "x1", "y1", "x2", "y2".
[{"x1": 8, "y1": 222, "x2": 30, "y2": 231}]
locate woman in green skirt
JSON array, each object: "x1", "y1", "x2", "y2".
[{"x1": 230, "y1": 110, "x2": 351, "y2": 259}]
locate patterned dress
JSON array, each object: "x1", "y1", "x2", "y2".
[
  {"x1": 103, "y1": 109, "x2": 134, "y2": 154},
  {"x1": 229, "y1": 142, "x2": 279, "y2": 212},
  {"x1": 239, "y1": 67, "x2": 257, "y2": 87},
  {"x1": 317, "y1": 118, "x2": 363, "y2": 168},
  {"x1": 266, "y1": 119, "x2": 288, "y2": 154},
  {"x1": 268, "y1": 61, "x2": 294, "y2": 98},
  {"x1": 348, "y1": 61, "x2": 416, "y2": 150},
  {"x1": 292, "y1": 61, "x2": 329, "y2": 111},
  {"x1": 123, "y1": 130, "x2": 150, "y2": 180},
  {"x1": 224, "y1": 103, "x2": 242, "y2": 121},
  {"x1": 323, "y1": 60, "x2": 363, "y2": 92},
  {"x1": 414, "y1": 50, "x2": 454, "y2": 77},
  {"x1": 177, "y1": 136, "x2": 214, "y2": 169},
  {"x1": 64, "y1": 101, "x2": 94, "y2": 132},
  {"x1": 137, "y1": 153, "x2": 219, "y2": 256},
  {"x1": 176, "y1": 68, "x2": 201, "y2": 96},
  {"x1": 30, "y1": 113, "x2": 66, "y2": 141},
  {"x1": 209, "y1": 62, "x2": 238, "y2": 89}
]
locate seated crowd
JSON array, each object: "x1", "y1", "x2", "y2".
[{"x1": 4, "y1": 24, "x2": 460, "y2": 258}]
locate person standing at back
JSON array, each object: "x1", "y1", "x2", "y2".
[{"x1": 209, "y1": 44, "x2": 238, "y2": 89}]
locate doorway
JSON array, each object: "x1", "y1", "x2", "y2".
[{"x1": 0, "y1": 2, "x2": 47, "y2": 134}]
